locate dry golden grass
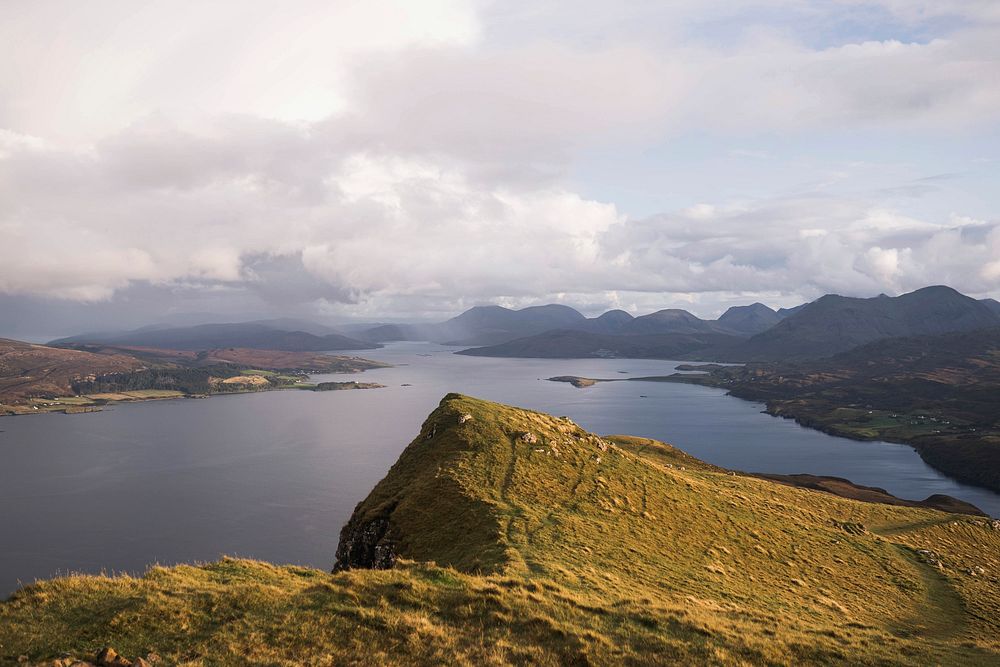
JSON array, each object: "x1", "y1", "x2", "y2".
[
  {"x1": 3, "y1": 394, "x2": 999, "y2": 665},
  {"x1": 218, "y1": 375, "x2": 271, "y2": 387}
]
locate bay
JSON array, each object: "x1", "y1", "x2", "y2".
[{"x1": 2, "y1": 341, "x2": 997, "y2": 595}]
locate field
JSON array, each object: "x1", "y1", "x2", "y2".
[{"x1": 84, "y1": 390, "x2": 188, "y2": 401}]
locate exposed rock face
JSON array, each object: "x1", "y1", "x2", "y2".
[
  {"x1": 95, "y1": 648, "x2": 131, "y2": 667},
  {"x1": 333, "y1": 512, "x2": 398, "y2": 571},
  {"x1": 330, "y1": 393, "x2": 536, "y2": 575}
]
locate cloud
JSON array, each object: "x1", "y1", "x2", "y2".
[
  {"x1": 602, "y1": 201, "x2": 1000, "y2": 304},
  {"x1": 0, "y1": 0, "x2": 998, "y2": 326},
  {"x1": 0, "y1": 128, "x2": 622, "y2": 306},
  {"x1": 3, "y1": 112, "x2": 996, "y2": 318},
  {"x1": 0, "y1": 0, "x2": 479, "y2": 140},
  {"x1": 334, "y1": 43, "x2": 679, "y2": 172},
  {"x1": 833, "y1": 0, "x2": 1000, "y2": 23}
]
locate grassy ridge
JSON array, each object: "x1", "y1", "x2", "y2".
[{"x1": 3, "y1": 395, "x2": 1000, "y2": 665}]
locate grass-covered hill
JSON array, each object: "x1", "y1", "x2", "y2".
[
  {"x1": 0, "y1": 336, "x2": 390, "y2": 416},
  {"x1": 49, "y1": 322, "x2": 379, "y2": 352},
  {"x1": 0, "y1": 338, "x2": 144, "y2": 404},
  {"x1": 456, "y1": 286, "x2": 1000, "y2": 363},
  {"x1": 3, "y1": 395, "x2": 1000, "y2": 665}
]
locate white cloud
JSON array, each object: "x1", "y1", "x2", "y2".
[
  {"x1": 0, "y1": 1, "x2": 998, "y2": 323},
  {"x1": 604, "y1": 202, "x2": 1000, "y2": 306},
  {"x1": 0, "y1": 0, "x2": 479, "y2": 141},
  {"x1": 0, "y1": 132, "x2": 624, "y2": 304}
]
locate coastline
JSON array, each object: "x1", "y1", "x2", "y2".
[
  {"x1": 547, "y1": 372, "x2": 1000, "y2": 497},
  {"x1": 0, "y1": 369, "x2": 390, "y2": 418}
]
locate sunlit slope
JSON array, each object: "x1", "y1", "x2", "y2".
[
  {"x1": 335, "y1": 394, "x2": 1000, "y2": 658},
  {"x1": 3, "y1": 394, "x2": 999, "y2": 665}
]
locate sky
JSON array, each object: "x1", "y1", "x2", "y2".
[{"x1": 1, "y1": 0, "x2": 999, "y2": 338}]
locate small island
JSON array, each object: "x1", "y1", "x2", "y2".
[
  {"x1": 546, "y1": 374, "x2": 702, "y2": 388},
  {"x1": 546, "y1": 375, "x2": 601, "y2": 388},
  {"x1": 306, "y1": 381, "x2": 386, "y2": 391}
]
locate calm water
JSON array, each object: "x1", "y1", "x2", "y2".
[{"x1": 2, "y1": 342, "x2": 998, "y2": 595}]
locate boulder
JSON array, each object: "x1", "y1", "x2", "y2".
[{"x1": 95, "y1": 648, "x2": 131, "y2": 667}]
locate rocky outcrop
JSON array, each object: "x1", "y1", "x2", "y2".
[
  {"x1": 333, "y1": 508, "x2": 398, "y2": 571},
  {"x1": 329, "y1": 393, "x2": 533, "y2": 575},
  {"x1": 25, "y1": 647, "x2": 159, "y2": 667}
]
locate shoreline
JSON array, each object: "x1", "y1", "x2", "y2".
[
  {"x1": 547, "y1": 372, "x2": 1000, "y2": 498},
  {"x1": 1, "y1": 372, "x2": 389, "y2": 418}
]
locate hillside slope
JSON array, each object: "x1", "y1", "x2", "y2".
[
  {"x1": 721, "y1": 286, "x2": 1000, "y2": 361},
  {"x1": 1, "y1": 337, "x2": 389, "y2": 416},
  {"x1": 5, "y1": 395, "x2": 999, "y2": 665},
  {"x1": 0, "y1": 338, "x2": 144, "y2": 404},
  {"x1": 717, "y1": 302, "x2": 783, "y2": 334},
  {"x1": 50, "y1": 322, "x2": 378, "y2": 352},
  {"x1": 665, "y1": 327, "x2": 1000, "y2": 492},
  {"x1": 359, "y1": 304, "x2": 589, "y2": 346},
  {"x1": 362, "y1": 304, "x2": 766, "y2": 344}
]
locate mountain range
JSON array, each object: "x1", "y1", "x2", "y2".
[
  {"x1": 49, "y1": 321, "x2": 378, "y2": 352},
  {"x1": 359, "y1": 304, "x2": 590, "y2": 346},
  {"x1": 357, "y1": 301, "x2": 785, "y2": 346},
  {"x1": 724, "y1": 286, "x2": 1000, "y2": 361},
  {"x1": 459, "y1": 286, "x2": 1000, "y2": 362},
  {"x1": 45, "y1": 285, "x2": 1000, "y2": 362}
]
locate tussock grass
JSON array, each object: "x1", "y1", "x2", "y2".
[{"x1": 3, "y1": 394, "x2": 999, "y2": 665}]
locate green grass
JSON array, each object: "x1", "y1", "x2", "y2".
[
  {"x1": 243, "y1": 370, "x2": 304, "y2": 382},
  {"x1": 3, "y1": 394, "x2": 1000, "y2": 665},
  {"x1": 84, "y1": 390, "x2": 187, "y2": 401},
  {"x1": 42, "y1": 396, "x2": 94, "y2": 405}
]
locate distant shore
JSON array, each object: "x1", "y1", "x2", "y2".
[
  {"x1": 0, "y1": 347, "x2": 392, "y2": 418},
  {"x1": 547, "y1": 366, "x2": 1000, "y2": 497},
  {"x1": 0, "y1": 376, "x2": 390, "y2": 417}
]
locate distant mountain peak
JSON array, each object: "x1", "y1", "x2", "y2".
[
  {"x1": 723, "y1": 285, "x2": 1000, "y2": 361},
  {"x1": 716, "y1": 303, "x2": 781, "y2": 335},
  {"x1": 645, "y1": 308, "x2": 700, "y2": 318},
  {"x1": 720, "y1": 302, "x2": 776, "y2": 316},
  {"x1": 596, "y1": 309, "x2": 633, "y2": 321}
]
